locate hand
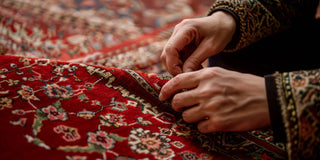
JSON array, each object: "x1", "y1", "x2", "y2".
[
  {"x1": 316, "y1": 1, "x2": 320, "y2": 19},
  {"x1": 159, "y1": 67, "x2": 271, "y2": 133},
  {"x1": 161, "y1": 11, "x2": 236, "y2": 76}
]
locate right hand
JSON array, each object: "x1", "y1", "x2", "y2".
[
  {"x1": 159, "y1": 67, "x2": 270, "y2": 133},
  {"x1": 161, "y1": 11, "x2": 237, "y2": 76}
]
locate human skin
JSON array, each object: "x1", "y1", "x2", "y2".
[
  {"x1": 160, "y1": 11, "x2": 237, "y2": 76},
  {"x1": 159, "y1": 67, "x2": 271, "y2": 133},
  {"x1": 159, "y1": 11, "x2": 271, "y2": 133}
]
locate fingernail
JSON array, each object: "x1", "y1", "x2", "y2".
[{"x1": 159, "y1": 92, "x2": 163, "y2": 101}]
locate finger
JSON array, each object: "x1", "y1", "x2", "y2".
[
  {"x1": 162, "y1": 27, "x2": 198, "y2": 75},
  {"x1": 182, "y1": 39, "x2": 218, "y2": 72},
  {"x1": 171, "y1": 89, "x2": 199, "y2": 112},
  {"x1": 182, "y1": 105, "x2": 209, "y2": 123},
  {"x1": 159, "y1": 71, "x2": 199, "y2": 101},
  {"x1": 197, "y1": 119, "x2": 218, "y2": 134},
  {"x1": 160, "y1": 25, "x2": 181, "y2": 71},
  {"x1": 161, "y1": 48, "x2": 183, "y2": 76},
  {"x1": 316, "y1": 2, "x2": 320, "y2": 19}
]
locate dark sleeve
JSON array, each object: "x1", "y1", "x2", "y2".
[
  {"x1": 206, "y1": 0, "x2": 319, "y2": 52},
  {"x1": 265, "y1": 74, "x2": 287, "y2": 142}
]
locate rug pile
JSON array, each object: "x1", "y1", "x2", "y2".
[
  {"x1": 0, "y1": 55, "x2": 286, "y2": 159},
  {"x1": 0, "y1": 0, "x2": 210, "y2": 73}
]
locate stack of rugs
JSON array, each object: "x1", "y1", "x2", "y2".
[{"x1": 0, "y1": 0, "x2": 287, "y2": 159}]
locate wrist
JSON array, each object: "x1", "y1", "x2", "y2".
[
  {"x1": 208, "y1": 10, "x2": 239, "y2": 50},
  {"x1": 209, "y1": 11, "x2": 237, "y2": 38}
]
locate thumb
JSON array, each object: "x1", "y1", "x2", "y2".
[{"x1": 182, "y1": 40, "x2": 217, "y2": 72}]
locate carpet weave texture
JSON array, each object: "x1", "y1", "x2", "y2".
[{"x1": 0, "y1": 55, "x2": 286, "y2": 159}]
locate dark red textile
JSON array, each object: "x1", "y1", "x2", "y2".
[{"x1": 0, "y1": 55, "x2": 286, "y2": 160}]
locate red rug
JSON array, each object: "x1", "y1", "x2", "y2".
[
  {"x1": 0, "y1": 0, "x2": 211, "y2": 73},
  {"x1": 0, "y1": 55, "x2": 286, "y2": 159}
]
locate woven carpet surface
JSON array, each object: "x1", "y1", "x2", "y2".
[
  {"x1": 0, "y1": 55, "x2": 286, "y2": 160},
  {"x1": 0, "y1": 0, "x2": 287, "y2": 159},
  {"x1": 0, "y1": 0, "x2": 210, "y2": 73}
]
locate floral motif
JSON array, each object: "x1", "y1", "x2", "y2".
[
  {"x1": 10, "y1": 118, "x2": 27, "y2": 127},
  {"x1": 17, "y1": 85, "x2": 39, "y2": 101},
  {"x1": 155, "y1": 148, "x2": 175, "y2": 159},
  {"x1": 0, "y1": 97, "x2": 13, "y2": 110},
  {"x1": 87, "y1": 131, "x2": 116, "y2": 150},
  {"x1": 99, "y1": 113, "x2": 127, "y2": 128},
  {"x1": 7, "y1": 79, "x2": 19, "y2": 86},
  {"x1": 171, "y1": 141, "x2": 185, "y2": 149},
  {"x1": 0, "y1": 55, "x2": 287, "y2": 159},
  {"x1": 11, "y1": 109, "x2": 25, "y2": 115},
  {"x1": 54, "y1": 125, "x2": 81, "y2": 142},
  {"x1": 41, "y1": 105, "x2": 68, "y2": 121},
  {"x1": 155, "y1": 112, "x2": 176, "y2": 124},
  {"x1": 111, "y1": 101, "x2": 127, "y2": 111},
  {"x1": 128, "y1": 128, "x2": 171, "y2": 156},
  {"x1": 126, "y1": 100, "x2": 138, "y2": 107},
  {"x1": 291, "y1": 72, "x2": 307, "y2": 88},
  {"x1": 66, "y1": 155, "x2": 87, "y2": 160},
  {"x1": 172, "y1": 119, "x2": 192, "y2": 137},
  {"x1": 53, "y1": 65, "x2": 79, "y2": 76},
  {"x1": 136, "y1": 117, "x2": 152, "y2": 126},
  {"x1": 178, "y1": 151, "x2": 198, "y2": 160},
  {"x1": 77, "y1": 109, "x2": 95, "y2": 119},
  {"x1": 43, "y1": 83, "x2": 73, "y2": 99}
]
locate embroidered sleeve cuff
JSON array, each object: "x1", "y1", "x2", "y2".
[
  {"x1": 265, "y1": 74, "x2": 287, "y2": 142},
  {"x1": 207, "y1": 0, "x2": 281, "y2": 52}
]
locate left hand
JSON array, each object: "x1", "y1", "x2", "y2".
[{"x1": 159, "y1": 67, "x2": 271, "y2": 133}]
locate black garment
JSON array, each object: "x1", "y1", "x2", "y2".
[
  {"x1": 209, "y1": 19, "x2": 320, "y2": 76},
  {"x1": 208, "y1": 19, "x2": 320, "y2": 142}
]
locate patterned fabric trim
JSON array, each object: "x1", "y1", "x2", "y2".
[
  {"x1": 275, "y1": 69, "x2": 320, "y2": 159},
  {"x1": 207, "y1": 0, "x2": 281, "y2": 52},
  {"x1": 275, "y1": 72, "x2": 298, "y2": 160},
  {"x1": 125, "y1": 69, "x2": 161, "y2": 99}
]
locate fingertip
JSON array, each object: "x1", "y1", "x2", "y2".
[
  {"x1": 158, "y1": 92, "x2": 165, "y2": 101},
  {"x1": 168, "y1": 66, "x2": 183, "y2": 77},
  {"x1": 159, "y1": 84, "x2": 170, "y2": 101}
]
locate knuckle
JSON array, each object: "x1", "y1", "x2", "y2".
[
  {"x1": 173, "y1": 19, "x2": 191, "y2": 33},
  {"x1": 210, "y1": 67, "x2": 225, "y2": 75},
  {"x1": 185, "y1": 57, "x2": 202, "y2": 69},
  {"x1": 172, "y1": 74, "x2": 183, "y2": 86},
  {"x1": 180, "y1": 19, "x2": 192, "y2": 26},
  {"x1": 200, "y1": 68, "x2": 212, "y2": 78},
  {"x1": 198, "y1": 67, "x2": 222, "y2": 80},
  {"x1": 182, "y1": 111, "x2": 191, "y2": 123},
  {"x1": 210, "y1": 117, "x2": 229, "y2": 131},
  {"x1": 163, "y1": 43, "x2": 174, "y2": 54},
  {"x1": 197, "y1": 88, "x2": 212, "y2": 98},
  {"x1": 171, "y1": 95, "x2": 182, "y2": 109},
  {"x1": 160, "y1": 53, "x2": 166, "y2": 61}
]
